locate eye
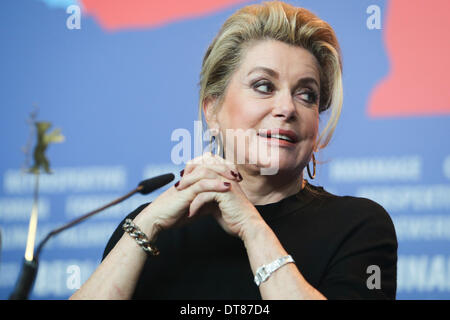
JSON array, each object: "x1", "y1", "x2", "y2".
[
  {"x1": 252, "y1": 80, "x2": 274, "y2": 94},
  {"x1": 297, "y1": 90, "x2": 318, "y2": 104}
]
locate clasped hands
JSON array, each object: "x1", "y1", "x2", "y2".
[{"x1": 138, "y1": 152, "x2": 266, "y2": 242}]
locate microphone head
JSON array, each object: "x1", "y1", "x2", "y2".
[{"x1": 138, "y1": 173, "x2": 175, "y2": 195}]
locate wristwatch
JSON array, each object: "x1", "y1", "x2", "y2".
[{"x1": 254, "y1": 255, "x2": 295, "y2": 286}]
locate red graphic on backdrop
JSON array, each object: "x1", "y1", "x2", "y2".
[
  {"x1": 367, "y1": 0, "x2": 450, "y2": 117},
  {"x1": 80, "y1": 0, "x2": 250, "y2": 30}
]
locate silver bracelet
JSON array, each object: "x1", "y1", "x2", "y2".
[
  {"x1": 122, "y1": 218, "x2": 159, "y2": 256},
  {"x1": 254, "y1": 255, "x2": 294, "y2": 286}
]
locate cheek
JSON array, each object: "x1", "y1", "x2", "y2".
[
  {"x1": 220, "y1": 97, "x2": 267, "y2": 130},
  {"x1": 299, "y1": 110, "x2": 319, "y2": 139}
]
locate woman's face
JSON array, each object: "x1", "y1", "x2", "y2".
[{"x1": 207, "y1": 39, "x2": 320, "y2": 175}]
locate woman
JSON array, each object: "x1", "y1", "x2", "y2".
[{"x1": 71, "y1": 1, "x2": 397, "y2": 300}]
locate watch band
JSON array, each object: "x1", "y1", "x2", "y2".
[
  {"x1": 254, "y1": 255, "x2": 295, "y2": 286},
  {"x1": 122, "y1": 218, "x2": 160, "y2": 256}
]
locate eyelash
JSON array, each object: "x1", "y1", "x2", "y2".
[{"x1": 252, "y1": 80, "x2": 318, "y2": 104}]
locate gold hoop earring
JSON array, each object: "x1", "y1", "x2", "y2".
[{"x1": 307, "y1": 153, "x2": 316, "y2": 179}]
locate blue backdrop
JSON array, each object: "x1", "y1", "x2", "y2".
[{"x1": 1, "y1": 0, "x2": 449, "y2": 299}]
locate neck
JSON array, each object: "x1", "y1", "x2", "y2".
[{"x1": 236, "y1": 165, "x2": 306, "y2": 205}]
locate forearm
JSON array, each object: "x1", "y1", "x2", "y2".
[
  {"x1": 70, "y1": 213, "x2": 158, "y2": 300},
  {"x1": 242, "y1": 220, "x2": 326, "y2": 300}
]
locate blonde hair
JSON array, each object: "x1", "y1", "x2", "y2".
[{"x1": 198, "y1": 0, "x2": 343, "y2": 151}]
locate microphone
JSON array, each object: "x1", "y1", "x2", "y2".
[
  {"x1": 138, "y1": 173, "x2": 175, "y2": 195},
  {"x1": 9, "y1": 173, "x2": 175, "y2": 300}
]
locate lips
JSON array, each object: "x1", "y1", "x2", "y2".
[{"x1": 257, "y1": 129, "x2": 299, "y2": 143}]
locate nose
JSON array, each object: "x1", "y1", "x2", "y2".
[{"x1": 271, "y1": 89, "x2": 297, "y2": 121}]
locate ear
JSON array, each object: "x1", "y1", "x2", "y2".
[{"x1": 202, "y1": 96, "x2": 220, "y2": 130}]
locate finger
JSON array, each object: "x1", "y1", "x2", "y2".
[
  {"x1": 177, "y1": 167, "x2": 221, "y2": 190},
  {"x1": 180, "y1": 178, "x2": 231, "y2": 202},
  {"x1": 182, "y1": 153, "x2": 242, "y2": 182},
  {"x1": 177, "y1": 165, "x2": 238, "y2": 190},
  {"x1": 183, "y1": 152, "x2": 217, "y2": 176},
  {"x1": 210, "y1": 155, "x2": 244, "y2": 180},
  {"x1": 184, "y1": 152, "x2": 239, "y2": 174}
]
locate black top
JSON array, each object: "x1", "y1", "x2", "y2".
[{"x1": 102, "y1": 183, "x2": 397, "y2": 300}]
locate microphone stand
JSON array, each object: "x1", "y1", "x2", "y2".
[{"x1": 9, "y1": 173, "x2": 174, "y2": 300}]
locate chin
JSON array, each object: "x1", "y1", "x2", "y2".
[{"x1": 244, "y1": 152, "x2": 299, "y2": 176}]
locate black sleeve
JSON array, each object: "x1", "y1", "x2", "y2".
[
  {"x1": 102, "y1": 202, "x2": 150, "y2": 261},
  {"x1": 101, "y1": 202, "x2": 181, "y2": 299},
  {"x1": 317, "y1": 198, "x2": 398, "y2": 300}
]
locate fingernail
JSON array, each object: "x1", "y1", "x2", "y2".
[
  {"x1": 180, "y1": 169, "x2": 184, "y2": 177},
  {"x1": 224, "y1": 182, "x2": 231, "y2": 187},
  {"x1": 174, "y1": 181, "x2": 180, "y2": 188},
  {"x1": 237, "y1": 172, "x2": 243, "y2": 181},
  {"x1": 230, "y1": 170, "x2": 238, "y2": 178}
]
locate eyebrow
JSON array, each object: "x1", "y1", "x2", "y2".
[{"x1": 247, "y1": 66, "x2": 320, "y2": 90}]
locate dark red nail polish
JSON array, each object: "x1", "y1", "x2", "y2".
[
  {"x1": 180, "y1": 169, "x2": 184, "y2": 177},
  {"x1": 175, "y1": 181, "x2": 180, "y2": 188},
  {"x1": 238, "y1": 172, "x2": 243, "y2": 181},
  {"x1": 224, "y1": 182, "x2": 231, "y2": 187},
  {"x1": 230, "y1": 170, "x2": 238, "y2": 178}
]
